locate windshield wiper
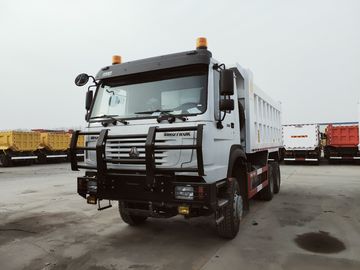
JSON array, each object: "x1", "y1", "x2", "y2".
[
  {"x1": 134, "y1": 109, "x2": 186, "y2": 123},
  {"x1": 90, "y1": 114, "x2": 128, "y2": 126},
  {"x1": 134, "y1": 109, "x2": 173, "y2": 115}
]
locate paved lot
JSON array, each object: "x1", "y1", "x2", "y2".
[{"x1": 0, "y1": 163, "x2": 359, "y2": 270}]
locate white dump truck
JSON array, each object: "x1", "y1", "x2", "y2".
[
  {"x1": 70, "y1": 38, "x2": 282, "y2": 238},
  {"x1": 282, "y1": 124, "x2": 321, "y2": 163}
]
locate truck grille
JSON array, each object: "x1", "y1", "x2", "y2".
[{"x1": 105, "y1": 138, "x2": 167, "y2": 165}]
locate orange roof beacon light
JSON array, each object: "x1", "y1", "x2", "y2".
[
  {"x1": 112, "y1": 55, "x2": 122, "y2": 65},
  {"x1": 196, "y1": 37, "x2": 208, "y2": 50}
]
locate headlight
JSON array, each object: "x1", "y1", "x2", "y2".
[
  {"x1": 87, "y1": 180, "x2": 97, "y2": 194},
  {"x1": 175, "y1": 186, "x2": 194, "y2": 200}
]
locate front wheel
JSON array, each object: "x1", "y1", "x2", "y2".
[
  {"x1": 118, "y1": 201, "x2": 148, "y2": 226},
  {"x1": 216, "y1": 179, "x2": 242, "y2": 239}
]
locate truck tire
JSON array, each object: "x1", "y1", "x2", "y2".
[
  {"x1": 271, "y1": 162, "x2": 281, "y2": 194},
  {"x1": 118, "y1": 201, "x2": 147, "y2": 226},
  {"x1": 259, "y1": 165, "x2": 274, "y2": 201},
  {"x1": 0, "y1": 154, "x2": 12, "y2": 167},
  {"x1": 216, "y1": 178, "x2": 242, "y2": 239}
]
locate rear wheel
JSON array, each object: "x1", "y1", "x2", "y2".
[
  {"x1": 0, "y1": 154, "x2": 12, "y2": 167},
  {"x1": 259, "y1": 164, "x2": 274, "y2": 201},
  {"x1": 271, "y1": 162, "x2": 281, "y2": 194},
  {"x1": 118, "y1": 201, "x2": 148, "y2": 226},
  {"x1": 216, "y1": 178, "x2": 243, "y2": 239}
]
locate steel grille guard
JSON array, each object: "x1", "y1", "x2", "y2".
[{"x1": 69, "y1": 125, "x2": 204, "y2": 187}]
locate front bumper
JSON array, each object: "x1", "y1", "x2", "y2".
[{"x1": 77, "y1": 172, "x2": 218, "y2": 210}]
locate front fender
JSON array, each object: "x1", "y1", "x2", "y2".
[{"x1": 226, "y1": 145, "x2": 247, "y2": 177}]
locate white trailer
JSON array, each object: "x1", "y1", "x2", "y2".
[
  {"x1": 70, "y1": 38, "x2": 282, "y2": 239},
  {"x1": 282, "y1": 124, "x2": 321, "y2": 163}
]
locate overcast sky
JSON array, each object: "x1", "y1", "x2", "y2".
[{"x1": 0, "y1": 0, "x2": 359, "y2": 130}]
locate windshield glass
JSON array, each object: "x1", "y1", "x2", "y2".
[{"x1": 91, "y1": 71, "x2": 208, "y2": 119}]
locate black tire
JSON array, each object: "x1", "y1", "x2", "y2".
[
  {"x1": 118, "y1": 201, "x2": 147, "y2": 226},
  {"x1": 271, "y1": 162, "x2": 281, "y2": 194},
  {"x1": 0, "y1": 154, "x2": 12, "y2": 167},
  {"x1": 259, "y1": 165, "x2": 274, "y2": 201},
  {"x1": 37, "y1": 152, "x2": 47, "y2": 164},
  {"x1": 216, "y1": 179, "x2": 242, "y2": 239}
]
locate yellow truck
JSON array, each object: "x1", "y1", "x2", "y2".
[
  {"x1": 0, "y1": 131, "x2": 40, "y2": 166},
  {"x1": 36, "y1": 132, "x2": 71, "y2": 163},
  {"x1": 36, "y1": 131, "x2": 85, "y2": 163}
]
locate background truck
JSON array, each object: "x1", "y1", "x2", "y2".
[
  {"x1": 70, "y1": 38, "x2": 282, "y2": 239},
  {"x1": 36, "y1": 131, "x2": 71, "y2": 163},
  {"x1": 0, "y1": 130, "x2": 85, "y2": 166},
  {"x1": 324, "y1": 124, "x2": 360, "y2": 161},
  {"x1": 282, "y1": 124, "x2": 321, "y2": 163},
  {"x1": 34, "y1": 130, "x2": 85, "y2": 163},
  {"x1": 0, "y1": 131, "x2": 40, "y2": 166}
]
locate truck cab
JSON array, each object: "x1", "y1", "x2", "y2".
[{"x1": 70, "y1": 38, "x2": 282, "y2": 239}]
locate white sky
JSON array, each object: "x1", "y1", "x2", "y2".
[{"x1": 0, "y1": 0, "x2": 359, "y2": 129}]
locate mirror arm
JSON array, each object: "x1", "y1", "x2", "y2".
[
  {"x1": 213, "y1": 63, "x2": 226, "y2": 71},
  {"x1": 87, "y1": 84, "x2": 97, "y2": 92},
  {"x1": 88, "y1": 75, "x2": 98, "y2": 86}
]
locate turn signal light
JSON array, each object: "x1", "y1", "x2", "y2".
[
  {"x1": 87, "y1": 195, "x2": 97, "y2": 205},
  {"x1": 112, "y1": 55, "x2": 122, "y2": 65},
  {"x1": 178, "y1": 205, "x2": 190, "y2": 215},
  {"x1": 196, "y1": 37, "x2": 207, "y2": 49}
]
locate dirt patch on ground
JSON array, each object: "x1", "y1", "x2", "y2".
[{"x1": 0, "y1": 211, "x2": 82, "y2": 246}]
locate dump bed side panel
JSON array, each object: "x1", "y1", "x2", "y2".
[
  {"x1": 326, "y1": 125, "x2": 359, "y2": 147},
  {"x1": 40, "y1": 132, "x2": 71, "y2": 151},
  {"x1": 0, "y1": 131, "x2": 40, "y2": 152},
  {"x1": 358, "y1": 103, "x2": 360, "y2": 151},
  {"x1": 282, "y1": 124, "x2": 320, "y2": 150},
  {"x1": 234, "y1": 64, "x2": 282, "y2": 154}
]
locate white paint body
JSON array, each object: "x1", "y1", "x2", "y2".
[
  {"x1": 282, "y1": 124, "x2": 320, "y2": 150},
  {"x1": 85, "y1": 60, "x2": 282, "y2": 184},
  {"x1": 232, "y1": 64, "x2": 282, "y2": 153}
]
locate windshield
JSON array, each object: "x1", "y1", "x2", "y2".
[{"x1": 91, "y1": 71, "x2": 208, "y2": 119}]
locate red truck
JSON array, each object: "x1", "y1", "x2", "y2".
[{"x1": 324, "y1": 125, "x2": 360, "y2": 161}]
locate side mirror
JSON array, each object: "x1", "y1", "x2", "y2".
[
  {"x1": 220, "y1": 69, "x2": 234, "y2": 95},
  {"x1": 220, "y1": 99, "x2": 234, "y2": 111},
  {"x1": 85, "y1": 91, "x2": 93, "y2": 110},
  {"x1": 75, "y1": 73, "x2": 90, "y2": 86}
]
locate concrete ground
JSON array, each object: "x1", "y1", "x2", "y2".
[{"x1": 0, "y1": 163, "x2": 359, "y2": 270}]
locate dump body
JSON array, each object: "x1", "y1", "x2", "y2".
[
  {"x1": 0, "y1": 131, "x2": 40, "y2": 152},
  {"x1": 281, "y1": 124, "x2": 321, "y2": 162},
  {"x1": 326, "y1": 125, "x2": 359, "y2": 147},
  {"x1": 324, "y1": 124, "x2": 360, "y2": 160},
  {"x1": 75, "y1": 134, "x2": 84, "y2": 148},
  {"x1": 232, "y1": 65, "x2": 282, "y2": 154},
  {"x1": 39, "y1": 132, "x2": 71, "y2": 151}
]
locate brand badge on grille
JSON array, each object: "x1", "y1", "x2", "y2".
[{"x1": 129, "y1": 147, "x2": 140, "y2": 159}]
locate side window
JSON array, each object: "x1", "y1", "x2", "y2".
[{"x1": 214, "y1": 70, "x2": 220, "y2": 120}]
